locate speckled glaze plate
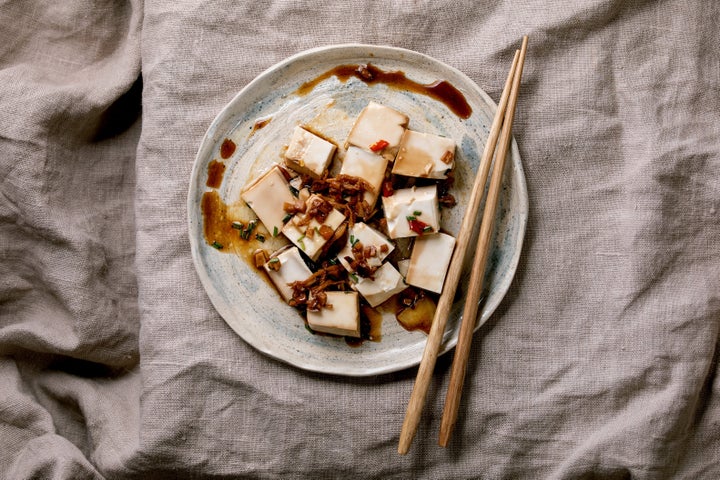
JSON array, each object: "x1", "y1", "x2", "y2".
[{"x1": 188, "y1": 44, "x2": 527, "y2": 376}]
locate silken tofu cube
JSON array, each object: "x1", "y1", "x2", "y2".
[
  {"x1": 345, "y1": 102, "x2": 408, "y2": 161},
  {"x1": 306, "y1": 291, "x2": 360, "y2": 337},
  {"x1": 406, "y1": 232, "x2": 456, "y2": 294},
  {"x1": 351, "y1": 262, "x2": 407, "y2": 307},
  {"x1": 282, "y1": 195, "x2": 346, "y2": 261},
  {"x1": 397, "y1": 258, "x2": 411, "y2": 278},
  {"x1": 284, "y1": 126, "x2": 336, "y2": 179},
  {"x1": 339, "y1": 146, "x2": 388, "y2": 206},
  {"x1": 381, "y1": 185, "x2": 440, "y2": 239},
  {"x1": 241, "y1": 165, "x2": 296, "y2": 236},
  {"x1": 392, "y1": 130, "x2": 456, "y2": 179},
  {"x1": 338, "y1": 222, "x2": 394, "y2": 271},
  {"x1": 263, "y1": 247, "x2": 313, "y2": 302}
]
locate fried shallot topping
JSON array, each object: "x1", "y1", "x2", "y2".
[
  {"x1": 288, "y1": 263, "x2": 348, "y2": 311},
  {"x1": 306, "y1": 195, "x2": 333, "y2": 223},
  {"x1": 344, "y1": 240, "x2": 379, "y2": 280},
  {"x1": 283, "y1": 199, "x2": 306, "y2": 215},
  {"x1": 310, "y1": 174, "x2": 374, "y2": 224}
]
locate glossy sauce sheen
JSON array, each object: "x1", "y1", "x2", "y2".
[{"x1": 297, "y1": 63, "x2": 472, "y2": 119}]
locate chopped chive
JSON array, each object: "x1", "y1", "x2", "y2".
[
  {"x1": 231, "y1": 221, "x2": 244, "y2": 230},
  {"x1": 289, "y1": 185, "x2": 299, "y2": 196},
  {"x1": 406, "y1": 215, "x2": 416, "y2": 222},
  {"x1": 422, "y1": 225, "x2": 433, "y2": 233},
  {"x1": 269, "y1": 257, "x2": 280, "y2": 263},
  {"x1": 255, "y1": 233, "x2": 265, "y2": 242},
  {"x1": 350, "y1": 234, "x2": 355, "y2": 245},
  {"x1": 413, "y1": 210, "x2": 422, "y2": 216},
  {"x1": 211, "y1": 241, "x2": 223, "y2": 250},
  {"x1": 237, "y1": 220, "x2": 256, "y2": 240},
  {"x1": 282, "y1": 213, "x2": 292, "y2": 224},
  {"x1": 349, "y1": 273, "x2": 359, "y2": 283},
  {"x1": 273, "y1": 226, "x2": 279, "y2": 237},
  {"x1": 297, "y1": 235, "x2": 306, "y2": 250},
  {"x1": 329, "y1": 258, "x2": 338, "y2": 265},
  {"x1": 304, "y1": 324, "x2": 316, "y2": 334}
]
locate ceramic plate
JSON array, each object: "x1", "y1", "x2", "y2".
[{"x1": 188, "y1": 44, "x2": 527, "y2": 376}]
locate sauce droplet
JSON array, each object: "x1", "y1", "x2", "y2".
[
  {"x1": 220, "y1": 138, "x2": 236, "y2": 159},
  {"x1": 206, "y1": 159, "x2": 226, "y2": 188},
  {"x1": 250, "y1": 118, "x2": 272, "y2": 137}
]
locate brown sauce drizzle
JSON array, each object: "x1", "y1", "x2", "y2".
[
  {"x1": 296, "y1": 63, "x2": 472, "y2": 119},
  {"x1": 250, "y1": 118, "x2": 271, "y2": 136},
  {"x1": 220, "y1": 138, "x2": 236, "y2": 159},
  {"x1": 206, "y1": 159, "x2": 226, "y2": 188}
]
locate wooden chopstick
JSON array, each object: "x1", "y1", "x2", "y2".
[
  {"x1": 438, "y1": 35, "x2": 528, "y2": 447},
  {"x1": 398, "y1": 40, "x2": 525, "y2": 455}
]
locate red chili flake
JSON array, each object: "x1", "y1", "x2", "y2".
[
  {"x1": 381, "y1": 181, "x2": 394, "y2": 197},
  {"x1": 220, "y1": 138, "x2": 236, "y2": 159},
  {"x1": 408, "y1": 218, "x2": 430, "y2": 235},
  {"x1": 369, "y1": 139, "x2": 389, "y2": 152}
]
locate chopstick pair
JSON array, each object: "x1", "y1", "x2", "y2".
[{"x1": 398, "y1": 36, "x2": 528, "y2": 455}]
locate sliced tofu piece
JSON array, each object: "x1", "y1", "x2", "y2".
[
  {"x1": 337, "y1": 222, "x2": 394, "y2": 271},
  {"x1": 406, "y1": 232, "x2": 456, "y2": 294},
  {"x1": 241, "y1": 165, "x2": 296, "y2": 236},
  {"x1": 282, "y1": 195, "x2": 346, "y2": 261},
  {"x1": 339, "y1": 146, "x2": 388, "y2": 206},
  {"x1": 284, "y1": 126, "x2": 336, "y2": 179},
  {"x1": 381, "y1": 185, "x2": 440, "y2": 239},
  {"x1": 392, "y1": 130, "x2": 456, "y2": 179},
  {"x1": 263, "y1": 247, "x2": 313, "y2": 302},
  {"x1": 306, "y1": 291, "x2": 360, "y2": 337},
  {"x1": 345, "y1": 102, "x2": 408, "y2": 161},
  {"x1": 397, "y1": 258, "x2": 411, "y2": 278},
  {"x1": 350, "y1": 262, "x2": 407, "y2": 308}
]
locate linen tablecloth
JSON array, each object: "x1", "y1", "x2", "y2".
[{"x1": 1, "y1": 1, "x2": 718, "y2": 478}]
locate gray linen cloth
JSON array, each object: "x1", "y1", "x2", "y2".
[{"x1": 1, "y1": 1, "x2": 718, "y2": 478}]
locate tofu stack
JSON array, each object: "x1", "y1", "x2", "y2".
[{"x1": 237, "y1": 101, "x2": 458, "y2": 340}]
